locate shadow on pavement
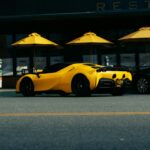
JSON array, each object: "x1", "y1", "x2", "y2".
[{"x1": 0, "y1": 89, "x2": 137, "y2": 97}]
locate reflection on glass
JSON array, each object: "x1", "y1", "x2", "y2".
[
  {"x1": 139, "y1": 53, "x2": 150, "y2": 67},
  {"x1": 2, "y1": 58, "x2": 13, "y2": 76},
  {"x1": 83, "y1": 55, "x2": 98, "y2": 64},
  {"x1": 34, "y1": 57, "x2": 46, "y2": 70},
  {"x1": 120, "y1": 53, "x2": 135, "y2": 67},
  {"x1": 50, "y1": 56, "x2": 64, "y2": 65},
  {"x1": 101, "y1": 54, "x2": 116, "y2": 66},
  {"x1": 17, "y1": 57, "x2": 29, "y2": 75}
]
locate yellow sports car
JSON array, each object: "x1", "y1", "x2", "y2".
[{"x1": 16, "y1": 63, "x2": 132, "y2": 96}]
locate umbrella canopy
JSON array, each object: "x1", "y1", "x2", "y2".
[
  {"x1": 119, "y1": 27, "x2": 150, "y2": 42},
  {"x1": 12, "y1": 32, "x2": 59, "y2": 46},
  {"x1": 66, "y1": 32, "x2": 113, "y2": 45},
  {"x1": 11, "y1": 32, "x2": 60, "y2": 73}
]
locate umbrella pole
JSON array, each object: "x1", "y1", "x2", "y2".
[
  {"x1": 89, "y1": 45, "x2": 97, "y2": 63},
  {"x1": 13, "y1": 49, "x2": 17, "y2": 76},
  {"x1": 29, "y1": 48, "x2": 34, "y2": 73},
  {"x1": 29, "y1": 56, "x2": 33, "y2": 73}
]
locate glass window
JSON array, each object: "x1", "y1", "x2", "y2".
[
  {"x1": 2, "y1": 58, "x2": 13, "y2": 76},
  {"x1": 34, "y1": 57, "x2": 46, "y2": 70},
  {"x1": 50, "y1": 56, "x2": 64, "y2": 65},
  {"x1": 101, "y1": 54, "x2": 116, "y2": 66},
  {"x1": 17, "y1": 57, "x2": 29, "y2": 75},
  {"x1": 120, "y1": 53, "x2": 135, "y2": 67},
  {"x1": 83, "y1": 55, "x2": 98, "y2": 64},
  {"x1": 139, "y1": 53, "x2": 150, "y2": 67}
]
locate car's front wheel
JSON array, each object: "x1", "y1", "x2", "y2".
[
  {"x1": 20, "y1": 78, "x2": 35, "y2": 97},
  {"x1": 71, "y1": 74, "x2": 91, "y2": 96},
  {"x1": 136, "y1": 77, "x2": 150, "y2": 94}
]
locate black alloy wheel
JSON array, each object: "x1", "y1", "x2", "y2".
[
  {"x1": 71, "y1": 74, "x2": 91, "y2": 96},
  {"x1": 137, "y1": 77, "x2": 150, "y2": 94},
  {"x1": 20, "y1": 78, "x2": 35, "y2": 97}
]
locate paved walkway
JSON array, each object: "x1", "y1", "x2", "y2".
[
  {"x1": 0, "y1": 89, "x2": 18, "y2": 97},
  {"x1": 0, "y1": 89, "x2": 15, "y2": 92}
]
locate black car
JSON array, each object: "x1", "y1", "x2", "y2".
[
  {"x1": 132, "y1": 67, "x2": 150, "y2": 94},
  {"x1": 104, "y1": 65, "x2": 150, "y2": 94}
]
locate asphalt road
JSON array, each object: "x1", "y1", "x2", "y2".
[{"x1": 0, "y1": 91, "x2": 150, "y2": 150}]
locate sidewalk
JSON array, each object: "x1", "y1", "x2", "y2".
[
  {"x1": 0, "y1": 88, "x2": 18, "y2": 97},
  {"x1": 0, "y1": 89, "x2": 15, "y2": 92}
]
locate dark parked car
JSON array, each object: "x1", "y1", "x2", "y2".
[
  {"x1": 132, "y1": 67, "x2": 150, "y2": 94},
  {"x1": 105, "y1": 65, "x2": 150, "y2": 94},
  {"x1": 113, "y1": 66, "x2": 150, "y2": 94}
]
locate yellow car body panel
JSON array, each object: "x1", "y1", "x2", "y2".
[
  {"x1": 16, "y1": 64, "x2": 98, "y2": 93},
  {"x1": 16, "y1": 63, "x2": 132, "y2": 95}
]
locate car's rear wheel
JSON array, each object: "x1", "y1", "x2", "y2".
[
  {"x1": 136, "y1": 77, "x2": 150, "y2": 94},
  {"x1": 20, "y1": 78, "x2": 35, "y2": 97},
  {"x1": 71, "y1": 74, "x2": 91, "y2": 96}
]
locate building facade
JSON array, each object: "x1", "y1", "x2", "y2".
[{"x1": 0, "y1": 0, "x2": 150, "y2": 87}]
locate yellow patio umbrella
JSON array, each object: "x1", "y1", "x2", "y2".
[
  {"x1": 119, "y1": 27, "x2": 150, "y2": 42},
  {"x1": 66, "y1": 32, "x2": 113, "y2": 64},
  {"x1": 11, "y1": 32, "x2": 60, "y2": 73},
  {"x1": 12, "y1": 32, "x2": 59, "y2": 46},
  {"x1": 119, "y1": 27, "x2": 150, "y2": 52},
  {"x1": 119, "y1": 27, "x2": 150, "y2": 68},
  {"x1": 67, "y1": 32, "x2": 113, "y2": 45}
]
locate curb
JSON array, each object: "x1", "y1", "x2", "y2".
[
  {"x1": 0, "y1": 89, "x2": 15, "y2": 92},
  {"x1": 0, "y1": 89, "x2": 18, "y2": 97}
]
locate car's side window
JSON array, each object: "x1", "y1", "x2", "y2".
[{"x1": 43, "y1": 63, "x2": 69, "y2": 73}]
